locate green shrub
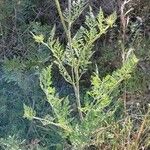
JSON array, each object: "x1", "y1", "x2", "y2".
[{"x1": 23, "y1": 1, "x2": 140, "y2": 149}]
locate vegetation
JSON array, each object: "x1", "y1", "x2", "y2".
[{"x1": 0, "y1": 0, "x2": 149, "y2": 150}]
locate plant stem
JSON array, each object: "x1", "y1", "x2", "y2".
[
  {"x1": 33, "y1": 117, "x2": 72, "y2": 132},
  {"x1": 134, "y1": 109, "x2": 150, "y2": 149},
  {"x1": 54, "y1": 0, "x2": 68, "y2": 36},
  {"x1": 67, "y1": 0, "x2": 83, "y2": 121},
  {"x1": 74, "y1": 66, "x2": 83, "y2": 121}
]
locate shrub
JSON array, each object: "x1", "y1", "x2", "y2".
[{"x1": 24, "y1": 0, "x2": 140, "y2": 149}]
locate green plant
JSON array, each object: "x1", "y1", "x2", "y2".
[
  {"x1": 32, "y1": 0, "x2": 117, "y2": 121},
  {"x1": 0, "y1": 135, "x2": 25, "y2": 150},
  {"x1": 0, "y1": 135, "x2": 49, "y2": 150},
  {"x1": 24, "y1": 52, "x2": 138, "y2": 149},
  {"x1": 23, "y1": 1, "x2": 140, "y2": 149}
]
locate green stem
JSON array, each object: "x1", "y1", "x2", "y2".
[
  {"x1": 33, "y1": 117, "x2": 72, "y2": 132},
  {"x1": 74, "y1": 66, "x2": 84, "y2": 121},
  {"x1": 54, "y1": 0, "x2": 68, "y2": 36}
]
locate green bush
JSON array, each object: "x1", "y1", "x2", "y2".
[{"x1": 23, "y1": 1, "x2": 145, "y2": 149}]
